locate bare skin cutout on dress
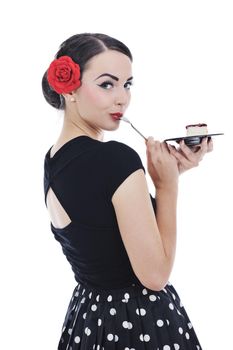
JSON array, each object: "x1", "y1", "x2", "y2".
[
  {"x1": 46, "y1": 187, "x2": 72, "y2": 229},
  {"x1": 45, "y1": 141, "x2": 76, "y2": 229}
]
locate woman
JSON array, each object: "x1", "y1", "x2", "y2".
[{"x1": 42, "y1": 33, "x2": 212, "y2": 349}]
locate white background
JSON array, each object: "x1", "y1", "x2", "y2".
[{"x1": 1, "y1": 0, "x2": 232, "y2": 349}]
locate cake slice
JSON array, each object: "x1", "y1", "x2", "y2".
[{"x1": 186, "y1": 123, "x2": 208, "y2": 136}]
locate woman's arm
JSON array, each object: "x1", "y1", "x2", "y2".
[
  {"x1": 145, "y1": 138, "x2": 179, "y2": 282},
  {"x1": 112, "y1": 138, "x2": 179, "y2": 291}
]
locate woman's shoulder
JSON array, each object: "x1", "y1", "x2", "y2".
[
  {"x1": 101, "y1": 139, "x2": 145, "y2": 172},
  {"x1": 103, "y1": 139, "x2": 141, "y2": 156}
]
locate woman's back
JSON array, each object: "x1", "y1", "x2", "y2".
[{"x1": 44, "y1": 135, "x2": 155, "y2": 289}]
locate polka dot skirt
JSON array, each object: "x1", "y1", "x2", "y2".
[{"x1": 58, "y1": 281, "x2": 202, "y2": 349}]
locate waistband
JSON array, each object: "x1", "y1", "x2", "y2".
[{"x1": 72, "y1": 280, "x2": 168, "y2": 304}]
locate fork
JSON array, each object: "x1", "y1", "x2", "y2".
[{"x1": 121, "y1": 116, "x2": 148, "y2": 141}]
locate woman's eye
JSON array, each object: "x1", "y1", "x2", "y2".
[
  {"x1": 98, "y1": 80, "x2": 133, "y2": 90},
  {"x1": 98, "y1": 81, "x2": 113, "y2": 89},
  {"x1": 124, "y1": 81, "x2": 133, "y2": 89}
]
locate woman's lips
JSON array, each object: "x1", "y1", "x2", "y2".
[{"x1": 110, "y1": 113, "x2": 123, "y2": 120}]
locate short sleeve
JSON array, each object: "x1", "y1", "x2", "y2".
[{"x1": 103, "y1": 141, "x2": 146, "y2": 199}]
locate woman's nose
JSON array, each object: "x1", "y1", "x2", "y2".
[{"x1": 115, "y1": 87, "x2": 129, "y2": 106}]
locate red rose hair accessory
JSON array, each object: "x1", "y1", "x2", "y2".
[{"x1": 47, "y1": 56, "x2": 81, "y2": 94}]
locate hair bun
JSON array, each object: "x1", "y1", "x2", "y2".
[{"x1": 42, "y1": 71, "x2": 65, "y2": 109}]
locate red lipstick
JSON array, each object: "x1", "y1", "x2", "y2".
[{"x1": 110, "y1": 112, "x2": 123, "y2": 120}]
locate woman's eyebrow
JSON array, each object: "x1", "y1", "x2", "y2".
[{"x1": 95, "y1": 73, "x2": 133, "y2": 81}]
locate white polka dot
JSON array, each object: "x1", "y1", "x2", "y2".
[
  {"x1": 83, "y1": 312, "x2": 87, "y2": 319},
  {"x1": 141, "y1": 308, "x2": 146, "y2": 316},
  {"x1": 85, "y1": 327, "x2": 91, "y2": 336},
  {"x1": 174, "y1": 344, "x2": 180, "y2": 350},
  {"x1": 196, "y1": 346, "x2": 200, "y2": 350},
  {"x1": 188, "y1": 322, "x2": 193, "y2": 329},
  {"x1": 142, "y1": 288, "x2": 148, "y2": 295},
  {"x1": 114, "y1": 335, "x2": 119, "y2": 342},
  {"x1": 81, "y1": 297, "x2": 86, "y2": 303},
  {"x1": 163, "y1": 288, "x2": 168, "y2": 293},
  {"x1": 124, "y1": 293, "x2": 130, "y2": 299},
  {"x1": 166, "y1": 319, "x2": 170, "y2": 325},
  {"x1": 96, "y1": 295, "x2": 100, "y2": 302},
  {"x1": 68, "y1": 328, "x2": 72, "y2": 335},
  {"x1": 149, "y1": 294, "x2": 157, "y2": 301},
  {"x1": 122, "y1": 298, "x2": 129, "y2": 303},
  {"x1": 157, "y1": 319, "x2": 164, "y2": 327},
  {"x1": 144, "y1": 334, "x2": 150, "y2": 342},
  {"x1": 122, "y1": 321, "x2": 133, "y2": 329},
  {"x1": 98, "y1": 318, "x2": 102, "y2": 326},
  {"x1": 163, "y1": 346, "x2": 170, "y2": 350},
  {"x1": 110, "y1": 308, "x2": 116, "y2": 315},
  {"x1": 89, "y1": 292, "x2": 92, "y2": 298},
  {"x1": 91, "y1": 304, "x2": 97, "y2": 311},
  {"x1": 139, "y1": 334, "x2": 150, "y2": 342},
  {"x1": 62, "y1": 326, "x2": 66, "y2": 333},
  {"x1": 82, "y1": 288, "x2": 85, "y2": 294},
  {"x1": 136, "y1": 308, "x2": 146, "y2": 316},
  {"x1": 177, "y1": 310, "x2": 181, "y2": 315},
  {"x1": 107, "y1": 333, "x2": 114, "y2": 341},
  {"x1": 75, "y1": 291, "x2": 79, "y2": 297},
  {"x1": 172, "y1": 293, "x2": 176, "y2": 300},
  {"x1": 74, "y1": 336, "x2": 80, "y2": 343},
  {"x1": 97, "y1": 346, "x2": 100, "y2": 350},
  {"x1": 185, "y1": 332, "x2": 190, "y2": 339},
  {"x1": 178, "y1": 327, "x2": 183, "y2": 334},
  {"x1": 107, "y1": 295, "x2": 112, "y2": 302},
  {"x1": 169, "y1": 303, "x2": 174, "y2": 310}
]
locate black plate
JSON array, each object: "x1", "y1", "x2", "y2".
[{"x1": 164, "y1": 133, "x2": 224, "y2": 146}]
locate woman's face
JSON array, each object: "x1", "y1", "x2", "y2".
[{"x1": 72, "y1": 49, "x2": 133, "y2": 132}]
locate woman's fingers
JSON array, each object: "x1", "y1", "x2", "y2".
[
  {"x1": 167, "y1": 136, "x2": 214, "y2": 175},
  {"x1": 168, "y1": 143, "x2": 197, "y2": 166},
  {"x1": 146, "y1": 135, "x2": 214, "y2": 177},
  {"x1": 146, "y1": 136, "x2": 163, "y2": 155},
  {"x1": 207, "y1": 137, "x2": 214, "y2": 152}
]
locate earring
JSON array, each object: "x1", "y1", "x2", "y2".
[{"x1": 70, "y1": 97, "x2": 76, "y2": 102}]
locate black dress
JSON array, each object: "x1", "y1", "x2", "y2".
[{"x1": 43, "y1": 135, "x2": 202, "y2": 350}]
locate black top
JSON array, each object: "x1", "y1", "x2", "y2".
[{"x1": 43, "y1": 136, "x2": 156, "y2": 290}]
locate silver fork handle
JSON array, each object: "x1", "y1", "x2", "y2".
[{"x1": 130, "y1": 123, "x2": 148, "y2": 141}]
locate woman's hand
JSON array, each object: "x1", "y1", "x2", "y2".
[
  {"x1": 166, "y1": 137, "x2": 213, "y2": 174},
  {"x1": 145, "y1": 137, "x2": 179, "y2": 189}
]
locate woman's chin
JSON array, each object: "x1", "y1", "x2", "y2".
[{"x1": 104, "y1": 123, "x2": 120, "y2": 132}]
